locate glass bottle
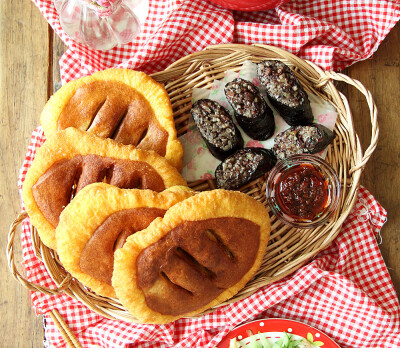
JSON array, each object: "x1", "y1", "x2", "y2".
[{"x1": 54, "y1": 0, "x2": 148, "y2": 50}]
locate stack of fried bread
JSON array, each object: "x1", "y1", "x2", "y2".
[{"x1": 22, "y1": 69, "x2": 271, "y2": 324}]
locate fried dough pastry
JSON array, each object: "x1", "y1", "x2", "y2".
[
  {"x1": 112, "y1": 189, "x2": 270, "y2": 323},
  {"x1": 56, "y1": 183, "x2": 194, "y2": 298},
  {"x1": 22, "y1": 128, "x2": 187, "y2": 249},
  {"x1": 40, "y1": 68, "x2": 183, "y2": 170}
]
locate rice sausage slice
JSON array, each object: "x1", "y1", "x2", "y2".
[
  {"x1": 224, "y1": 78, "x2": 275, "y2": 140},
  {"x1": 273, "y1": 124, "x2": 335, "y2": 160},
  {"x1": 257, "y1": 60, "x2": 313, "y2": 126},
  {"x1": 215, "y1": 148, "x2": 277, "y2": 190},
  {"x1": 191, "y1": 99, "x2": 244, "y2": 161}
]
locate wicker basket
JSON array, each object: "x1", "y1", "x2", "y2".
[{"x1": 7, "y1": 44, "x2": 378, "y2": 324}]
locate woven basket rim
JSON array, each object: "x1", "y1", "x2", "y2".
[{"x1": 7, "y1": 43, "x2": 378, "y2": 323}]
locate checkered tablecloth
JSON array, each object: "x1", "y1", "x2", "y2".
[
  {"x1": 32, "y1": 0, "x2": 400, "y2": 83},
  {"x1": 19, "y1": 128, "x2": 400, "y2": 347},
  {"x1": 21, "y1": 0, "x2": 400, "y2": 346}
]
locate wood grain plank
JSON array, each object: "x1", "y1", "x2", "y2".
[
  {"x1": 346, "y1": 23, "x2": 400, "y2": 297},
  {"x1": 51, "y1": 30, "x2": 67, "y2": 94},
  {"x1": 0, "y1": 0, "x2": 49, "y2": 347}
]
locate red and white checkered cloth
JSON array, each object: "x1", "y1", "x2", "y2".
[
  {"x1": 19, "y1": 126, "x2": 400, "y2": 347},
  {"x1": 21, "y1": 0, "x2": 400, "y2": 346},
  {"x1": 32, "y1": 0, "x2": 400, "y2": 83}
]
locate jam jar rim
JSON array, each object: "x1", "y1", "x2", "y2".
[{"x1": 266, "y1": 154, "x2": 341, "y2": 229}]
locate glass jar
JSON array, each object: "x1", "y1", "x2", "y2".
[
  {"x1": 266, "y1": 154, "x2": 341, "y2": 229},
  {"x1": 54, "y1": 0, "x2": 149, "y2": 50}
]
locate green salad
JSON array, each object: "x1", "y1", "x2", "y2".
[{"x1": 229, "y1": 330, "x2": 314, "y2": 348}]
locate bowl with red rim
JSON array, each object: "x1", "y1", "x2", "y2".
[
  {"x1": 205, "y1": 0, "x2": 291, "y2": 11},
  {"x1": 216, "y1": 318, "x2": 341, "y2": 347},
  {"x1": 266, "y1": 154, "x2": 341, "y2": 229}
]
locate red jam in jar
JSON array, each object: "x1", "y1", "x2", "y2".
[
  {"x1": 275, "y1": 163, "x2": 329, "y2": 220},
  {"x1": 267, "y1": 154, "x2": 341, "y2": 228}
]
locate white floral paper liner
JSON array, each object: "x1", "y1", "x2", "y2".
[{"x1": 179, "y1": 61, "x2": 338, "y2": 182}]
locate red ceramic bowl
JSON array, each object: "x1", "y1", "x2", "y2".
[{"x1": 206, "y1": 0, "x2": 291, "y2": 11}]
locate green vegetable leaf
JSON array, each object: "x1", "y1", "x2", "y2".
[
  {"x1": 273, "y1": 338, "x2": 283, "y2": 348},
  {"x1": 282, "y1": 332, "x2": 290, "y2": 346},
  {"x1": 249, "y1": 332, "x2": 257, "y2": 347},
  {"x1": 313, "y1": 341, "x2": 324, "y2": 347},
  {"x1": 293, "y1": 339, "x2": 303, "y2": 346},
  {"x1": 259, "y1": 332, "x2": 272, "y2": 348},
  {"x1": 307, "y1": 333, "x2": 313, "y2": 342}
]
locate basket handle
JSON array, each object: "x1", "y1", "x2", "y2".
[
  {"x1": 7, "y1": 212, "x2": 71, "y2": 295},
  {"x1": 316, "y1": 71, "x2": 379, "y2": 174},
  {"x1": 49, "y1": 309, "x2": 83, "y2": 348}
]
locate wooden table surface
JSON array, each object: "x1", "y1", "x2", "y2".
[{"x1": 1, "y1": 1, "x2": 399, "y2": 347}]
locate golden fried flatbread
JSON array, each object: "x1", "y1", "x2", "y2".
[
  {"x1": 22, "y1": 128, "x2": 187, "y2": 249},
  {"x1": 56, "y1": 183, "x2": 194, "y2": 298},
  {"x1": 112, "y1": 189, "x2": 270, "y2": 323},
  {"x1": 40, "y1": 68, "x2": 183, "y2": 170}
]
